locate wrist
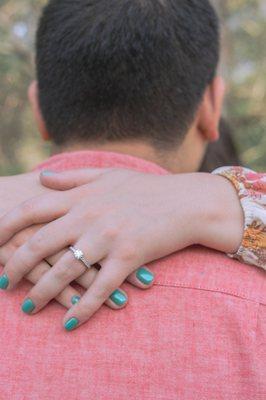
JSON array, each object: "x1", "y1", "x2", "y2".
[{"x1": 183, "y1": 173, "x2": 244, "y2": 254}]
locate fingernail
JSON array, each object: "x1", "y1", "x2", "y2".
[
  {"x1": 110, "y1": 289, "x2": 127, "y2": 306},
  {"x1": 65, "y1": 317, "x2": 79, "y2": 331},
  {"x1": 0, "y1": 274, "x2": 9, "y2": 290},
  {"x1": 71, "y1": 295, "x2": 81, "y2": 305},
  {"x1": 136, "y1": 267, "x2": 154, "y2": 285},
  {"x1": 41, "y1": 170, "x2": 55, "y2": 176},
  {"x1": 21, "y1": 298, "x2": 36, "y2": 314}
]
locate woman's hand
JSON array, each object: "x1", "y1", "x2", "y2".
[
  {"x1": 0, "y1": 172, "x2": 154, "y2": 313},
  {"x1": 0, "y1": 168, "x2": 243, "y2": 331},
  {"x1": 0, "y1": 225, "x2": 153, "y2": 312},
  {"x1": 0, "y1": 225, "x2": 83, "y2": 310}
]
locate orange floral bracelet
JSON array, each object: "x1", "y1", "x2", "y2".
[{"x1": 213, "y1": 167, "x2": 266, "y2": 270}]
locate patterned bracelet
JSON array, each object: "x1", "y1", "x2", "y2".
[{"x1": 212, "y1": 166, "x2": 266, "y2": 270}]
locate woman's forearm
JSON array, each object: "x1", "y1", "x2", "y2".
[
  {"x1": 0, "y1": 167, "x2": 264, "y2": 275},
  {"x1": 0, "y1": 167, "x2": 264, "y2": 332},
  {"x1": 189, "y1": 173, "x2": 244, "y2": 253},
  {"x1": 168, "y1": 173, "x2": 244, "y2": 254},
  {"x1": 179, "y1": 168, "x2": 265, "y2": 269}
]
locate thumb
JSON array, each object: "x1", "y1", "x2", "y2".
[{"x1": 40, "y1": 168, "x2": 107, "y2": 190}]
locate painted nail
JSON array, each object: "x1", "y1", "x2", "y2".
[
  {"x1": 0, "y1": 274, "x2": 9, "y2": 290},
  {"x1": 65, "y1": 317, "x2": 79, "y2": 331},
  {"x1": 71, "y1": 295, "x2": 81, "y2": 305},
  {"x1": 41, "y1": 170, "x2": 55, "y2": 177},
  {"x1": 110, "y1": 289, "x2": 127, "y2": 306},
  {"x1": 21, "y1": 298, "x2": 36, "y2": 314},
  {"x1": 136, "y1": 267, "x2": 154, "y2": 285}
]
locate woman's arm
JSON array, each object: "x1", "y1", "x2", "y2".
[
  {"x1": 39, "y1": 168, "x2": 266, "y2": 268},
  {"x1": 41, "y1": 167, "x2": 265, "y2": 268},
  {"x1": 1, "y1": 168, "x2": 264, "y2": 331}
]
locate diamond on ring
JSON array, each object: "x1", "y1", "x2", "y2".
[
  {"x1": 69, "y1": 246, "x2": 91, "y2": 269},
  {"x1": 72, "y1": 248, "x2": 84, "y2": 260}
]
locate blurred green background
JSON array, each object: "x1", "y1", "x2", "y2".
[{"x1": 0, "y1": 0, "x2": 265, "y2": 175}]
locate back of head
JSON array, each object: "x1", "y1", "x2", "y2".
[{"x1": 36, "y1": 0, "x2": 219, "y2": 148}]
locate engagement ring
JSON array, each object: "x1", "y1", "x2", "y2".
[{"x1": 69, "y1": 246, "x2": 91, "y2": 269}]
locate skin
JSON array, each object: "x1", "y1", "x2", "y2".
[
  {"x1": 0, "y1": 174, "x2": 154, "y2": 311},
  {"x1": 0, "y1": 169, "x2": 243, "y2": 331},
  {"x1": 0, "y1": 75, "x2": 245, "y2": 331}
]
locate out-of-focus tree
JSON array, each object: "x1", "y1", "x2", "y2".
[
  {"x1": 0, "y1": 0, "x2": 265, "y2": 174},
  {"x1": 212, "y1": 0, "x2": 266, "y2": 169},
  {"x1": 225, "y1": 0, "x2": 266, "y2": 170},
  {"x1": 0, "y1": 0, "x2": 47, "y2": 174}
]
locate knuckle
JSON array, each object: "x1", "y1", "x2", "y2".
[
  {"x1": 21, "y1": 200, "x2": 36, "y2": 217},
  {"x1": 74, "y1": 206, "x2": 100, "y2": 222},
  {"x1": 53, "y1": 264, "x2": 76, "y2": 282},
  {"x1": 102, "y1": 226, "x2": 119, "y2": 241},
  {"x1": 119, "y1": 243, "x2": 138, "y2": 263},
  {"x1": 12, "y1": 228, "x2": 32, "y2": 248},
  {"x1": 12, "y1": 234, "x2": 26, "y2": 249},
  {"x1": 6, "y1": 251, "x2": 30, "y2": 281},
  {"x1": 27, "y1": 233, "x2": 45, "y2": 254},
  {"x1": 29, "y1": 264, "x2": 49, "y2": 279}
]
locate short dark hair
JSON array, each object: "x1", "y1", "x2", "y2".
[{"x1": 36, "y1": 0, "x2": 220, "y2": 148}]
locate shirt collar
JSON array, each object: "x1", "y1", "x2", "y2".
[{"x1": 36, "y1": 150, "x2": 169, "y2": 176}]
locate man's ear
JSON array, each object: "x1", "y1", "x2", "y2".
[
  {"x1": 197, "y1": 76, "x2": 225, "y2": 142},
  {"x1": 28, "y1": 81, "x2": 50, "y2": 141}
]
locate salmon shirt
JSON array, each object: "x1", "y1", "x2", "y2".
[{"x1": 0, "y1": 150, "x2": 265, "y2": 400}]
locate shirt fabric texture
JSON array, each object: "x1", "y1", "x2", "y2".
[{"x1": 0, "y1": 150, "x2": 265, "y2": 400}]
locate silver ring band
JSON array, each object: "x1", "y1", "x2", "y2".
[{"x1": 69, "y1": 246, "x2": 91, "y2": 269}]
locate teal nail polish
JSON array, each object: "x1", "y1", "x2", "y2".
[
  {"x1": 0, "y1": 274, "x2": 9, "y2": 290},
  {"x1": 71, "y1": 295, "x2": 81, "y2": 305},
  {"x1": 41, "y1": 170, "x2": 55, "y2": 176},
  {"x1": 136, "y1": 267, "x2": 154, "y2": 285},
  {"x1": 65, "y1": 317, "x2": 79, "y2": 331},
  {"x1": 21, "y1": 298, "x2": 36, "y2": 314},
  {"x1": 110, "y1": 289, "x2": 127, "y2": 306}
]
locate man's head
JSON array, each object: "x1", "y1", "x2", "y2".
[{"x1": 29, "y1": 0, "x2": 224, "y2": 172}]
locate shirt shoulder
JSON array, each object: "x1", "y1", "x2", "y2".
[{"x1": 148, "y1": 246, "x2": 266, "y2": 305}]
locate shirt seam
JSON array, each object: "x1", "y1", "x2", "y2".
[{"x1": 154, "y1": 281, "x2": 266, "y2": 305}]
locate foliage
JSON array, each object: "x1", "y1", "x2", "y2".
[
  {"x1": 0, "y1": 0, "x2": 265, "y2": 174},
  {"x1": 225, "y1": 0, "x2": 266, "y2": 170}
]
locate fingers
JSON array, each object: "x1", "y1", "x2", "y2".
[
  {"x1": 21, "y1": 263, "x2": 128, "y2": 315},
  {"x1": 0, "y1": 192, "x2": 71, "y2": 246},
  {"x1": 0, "y1": 249, "x2": 128, "y2": 313},
  {"x1": 24, "y1": 262, "x2": 128, "y2": 311},
  {"x1": 17, "y1": 238, "x2": 107, "y2": 313},
  {"x1": 127, "y1": 266, "x2": 155, "y2": 289},
  {"x1": 49, "y1": 249, "x2": 130, "y2": 310},
  {"x1": 24, "y1": 260, "x2": 82, "y2": 310},
  {"x1": 73, "y1": 266, "x2": 128, "y2": 310},
  {"x1": 1, "y1": 216, "x2": 78, "y2": 289},
  {"x1": 18, "y1": 263, "x2": 154, "y2": 317},
  {"x1": 62, "y1": 258, "x2": 137, "y2": 331},
  {"x1": 22, "y1": 260, "x2": 128, "y2": 312},
  {"x1": 40, "y1": 168, "x2": 109, "y2": 190},
  {"x1": 75, "y1": 263, "x2": 154, "y2": 291}
]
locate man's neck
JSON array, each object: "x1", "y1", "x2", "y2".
[
  {"x1": 49, "y1": 124, "x2": 205, "y2": 173},
  {"x1": 53, "y1": 140, "x2": 183, "y2": 173}
]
